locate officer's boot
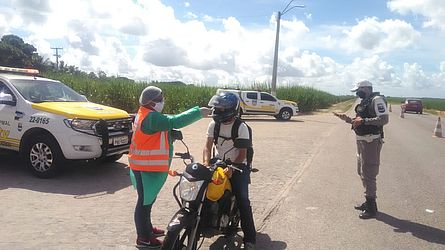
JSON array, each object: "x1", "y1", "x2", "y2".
[
  {"x1": 354, "y1": 200, "x2": 368, "y2": 211},
  {"x1": 354, "y1": 197, "x2": 378, "y2": 211},
  {"x1": 359, "y1": 196, "x2": 377, "y2": 219}
]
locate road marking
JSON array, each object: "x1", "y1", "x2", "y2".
[{"x1": 74, "y1": 191, "x2": 108, "y2": 199}]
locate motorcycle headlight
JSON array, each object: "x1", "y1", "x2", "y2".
[{"x1": 179, "y1": 178, "x2": 204, "y2": 202}]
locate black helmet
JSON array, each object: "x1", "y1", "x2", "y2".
[{"x1": 208, "y1": 92, "x2": 240, "y2": 123}]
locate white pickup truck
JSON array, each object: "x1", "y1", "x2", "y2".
[
  {"x1": 216, "y1": 89, "x2": 299, "y2": 120},
  {"x1": 0, "y1": 66, "x2": 133, "y2": 178}
]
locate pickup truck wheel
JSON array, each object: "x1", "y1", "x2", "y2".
[
  {"x1": 277, "y1": 108, "x2": 293, "y2": 120},
  {"x1": 23, "y1": 135, "x2": 64, "y2": 178}
]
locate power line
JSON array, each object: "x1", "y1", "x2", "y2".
[{"x1": 51, "y1": 47, "x2": 63, "y2": 70}]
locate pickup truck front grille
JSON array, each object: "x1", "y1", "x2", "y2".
[
  {"x1": 94, "y1": 118, "x2": 133, "y2": 156},
  {"x1": 106, "y1": 118, "x2": 133, "y2": 133}
]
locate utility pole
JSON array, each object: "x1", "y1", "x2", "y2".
[
  {"x1": 271, "y1": 1, "x2": 304, "y2": 96},
  {"x1": 51, "y1": 47, "x2": 63, "y2": 70}
]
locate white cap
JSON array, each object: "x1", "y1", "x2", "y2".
[
  {"x1": 139, "y1": 86, "x2": 162, "y2": 106},
  {"x1": 350, "y1": 80, "x2": 372, "y2": 92}
]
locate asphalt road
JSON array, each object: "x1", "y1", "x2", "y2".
[
  {"x1": 260, "y1": 106, "x2": 445, "y2": 250},
  {"x1": 0, "y1": 107, "x2": 444, "y2": 250}
]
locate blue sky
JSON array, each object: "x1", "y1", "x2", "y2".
[{"x1": 1, "y1": 0, "x2": 445, "y2": 98}]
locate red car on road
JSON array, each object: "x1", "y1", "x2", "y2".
[{"x1": 401, "y1": 99, "x2": 423, "y2": 114}]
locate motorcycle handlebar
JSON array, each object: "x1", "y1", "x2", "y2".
[
  {"x1": 174, "y1": 152, "x2": 191, "y2": 159},
  {"x1": 214, "y1": 159, "x2": 245, "y2": 173}
]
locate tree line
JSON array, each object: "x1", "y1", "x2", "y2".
[{"x1": 0, "y1": 34, "x2": 112, "y2": 79}]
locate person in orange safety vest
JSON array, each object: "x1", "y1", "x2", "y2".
[{"x1": 128, "y1": 86, "x2": 211, "y2": 248}]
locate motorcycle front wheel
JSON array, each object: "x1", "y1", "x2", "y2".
[{"x1": 162, "y1": 225, "x2": 200, "y2": 250}]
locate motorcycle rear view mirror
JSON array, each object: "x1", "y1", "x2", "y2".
[{"x1": 171, "y1": 129, "x2": 183, "y2": 141}]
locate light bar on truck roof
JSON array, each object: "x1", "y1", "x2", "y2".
[{"x1": 0, "y1": 66, "x2": 39, "y2": 75}]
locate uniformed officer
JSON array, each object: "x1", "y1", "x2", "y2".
[{"x1": 334, "y1": 80, "x2": 389, "y2": 219}]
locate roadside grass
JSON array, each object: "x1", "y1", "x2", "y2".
[
  {"x1": 44, "y1": 71, "x2": 444, "y2": 115},
  {"x1": 42, "y1": 71, "x2": 351, "y2": 113}
]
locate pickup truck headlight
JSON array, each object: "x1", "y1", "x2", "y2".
[{"x1": 64, "y1": 119, "x2": 98, "y2": 134}]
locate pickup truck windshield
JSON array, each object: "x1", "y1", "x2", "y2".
[{"x1": 10, "y1": 79, "x2": 87, "y2": 103}]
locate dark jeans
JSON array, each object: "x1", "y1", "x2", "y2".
[
  {"x1": 231, "y1": 165, "x2": 256, "y2": 244},
  {"x1": 133, "y1": 170, "x2": 153, "y2": 239}
]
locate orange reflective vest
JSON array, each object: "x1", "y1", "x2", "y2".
[{"x1": 128, "y1": 107, "x2": 169, "y2": 172}]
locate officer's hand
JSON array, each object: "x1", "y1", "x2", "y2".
[
  {"x1": 352, "y1": 116, "x2": 364, "y2": 128},
  {"x1": 200, "y1": 107, "x2": 212, "y2": 117},
  {"x1": 333, "y1": 112, "x2": 352, "y2": 123},
  {"x1": 224, "y1": 167, "x2": 233, "y2": 178}
]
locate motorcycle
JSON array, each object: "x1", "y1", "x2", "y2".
[{"x1": 162, "y1": 130, "x2": 253, "y2": 250}]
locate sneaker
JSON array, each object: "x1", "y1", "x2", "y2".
[
  {"x1": 244, "y1": 242, "x2": 255, "y2": 250},
  {"x1": 136, "y1": 236, "x2": 163, "y2": 249},
  {"x1": 152, "y1": 226, "x2": 165, "y2": 237}
]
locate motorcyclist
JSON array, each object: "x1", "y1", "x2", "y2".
[{"x1": 203, "y1": 92, "x2": 256, "y2": 250}]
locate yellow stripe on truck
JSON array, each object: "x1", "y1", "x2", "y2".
[
  {"x1": 0, "y1": 138, "x2": 20, "y2": 149},
  {"x1": 32, "y1": 102, "x2": 130, "y2": 120}
]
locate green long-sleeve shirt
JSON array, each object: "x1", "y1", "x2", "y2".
[{"x1": 140, "y1": 106, "x2": 202, "y2": 164}]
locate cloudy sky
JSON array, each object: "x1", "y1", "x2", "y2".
[{"x1": 1, "y1": 0, "x2": 445, "y2": 98}]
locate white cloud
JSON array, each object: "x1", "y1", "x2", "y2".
[
  {"x1": 344, "y1": 55, "x2": 400, "y2": 87},
  {"x1": 402, "y1": 63, "x2": 431, "y2": 89},
  {"x1": 119, "y1": 17, "x2": 147, "y2": 36},
  {"x1": 342, "y1": 17, "x2": 420, "y2": 54},
  {"x1": 143, "y1": 39, "x2": 188, "y2": 67},
  {"x1": 185, "y1": 12, "x2": 198, "y2": 19},
  {"x1": 203, "y1": 15, "x2": 215, "y2": 22},
  {"x1": 388, "y1": 0, "x2": 445, "y2": 30},
  {"x1": 13, "y1": 0, "x2": 51, "y2": 24}
]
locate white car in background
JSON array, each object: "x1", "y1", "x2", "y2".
[{"x1": 216, "y1": 89, "x2": 299, "y2": 120}]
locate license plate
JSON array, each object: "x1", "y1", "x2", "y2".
[{"x1": 112, "y1": 136, "x2": 128, "y2": 146}]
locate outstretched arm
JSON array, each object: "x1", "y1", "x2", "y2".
[{"x1": 141, "y1": 106, "x2": 203, "y2": 134}]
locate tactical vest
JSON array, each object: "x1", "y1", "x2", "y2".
[
  {"x1": 213, "y1": 118, "x2": 254, "y2": 166},
  {"x1": 354, "y1": 92, "x2": 384, "y2": 136},
  {"x1": 128, "y1": 107, "x2": 170, "y2": 172}
]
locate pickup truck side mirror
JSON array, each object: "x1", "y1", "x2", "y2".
[{"x1": 0, "y1": 93, "x2": 16, "y2": 106}]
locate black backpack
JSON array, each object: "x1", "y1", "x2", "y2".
[{"x1": 213, "y1": 118, "x2": 254, "y2": 166}]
